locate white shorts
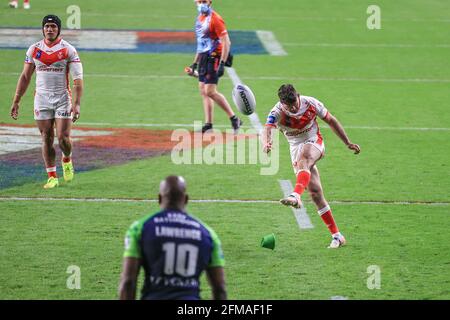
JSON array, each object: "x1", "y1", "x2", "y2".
[
  {"x1": 34, "y1": 91, "x2": 72, "y2": 120},
  {"x1": 289, "y1": 137, "x2": 325, "y2": 175}
]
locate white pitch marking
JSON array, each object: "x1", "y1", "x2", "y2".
[
  {"x1": 283, "y1": 42, "x2": 450, "y2": 48},
  {"x1": 75, "y1": 122, "x2": 450, "y2": 132},
  {"x1": 278, "y1": 180, "x2": 314, "y2": 230},
  {"x1": 0, "y1": 126, "x2": 113, "y2": 155},
  {"x1": 256, "y1": 30, "x2": 288, "y2": 56},
  {"x1": 2, "y1": 72, "x2": 450, "y2": 83},
  {"x1": 242, "y1": 76, "x2": 450, "y2": 83},
  {"x1": 0, "y1": 197, "x2": 448, "y2": 206},
  {"x1": 4, "y1": 12, "x2": 450, "y2": 23},
  {"x1": 330, "y1": 296, "x2": 349, "y2": 300},
  {"x1": 0, "y1": 29, "x2": 137, "y2": 50}
]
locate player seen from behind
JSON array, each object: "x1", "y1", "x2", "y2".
[{"x1": 119, "y1": 175, "x2": 227, "y2": 300}]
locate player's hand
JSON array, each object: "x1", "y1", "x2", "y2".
[
  {"x1": 347, "y1": 143, "x2": 360, "y2": 154},
  {"x1": 10, "y1": 102, "x2": 20, "y2": 120},
  {"x1": 217, "y1": 61, "x2": 225, "y2": 78},
  {"x1": 189, "y1": 63, "x2": 198, "y2": 76},
  {"x1": 71, "y1": 104, "x2": 80, "y2": 123},
  {"x1": 263, "y1": 142, "x2": 272, "y2": 154}
]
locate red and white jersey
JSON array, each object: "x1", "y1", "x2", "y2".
[
  {"x1": 265, "y1": 95, "x2": 329, "y2": 145},
  {"x1": 25, "y1": 38, "x2": 82, "y2": 94}
]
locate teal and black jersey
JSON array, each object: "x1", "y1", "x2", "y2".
[{"x1": 123, "y1": 209, "x2": 224, "y2": 300}]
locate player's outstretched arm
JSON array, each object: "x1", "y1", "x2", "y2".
[
  {"x1": 10, "y1": 63, "x2": 35, "y2": 120},
  {"x1": 118, "y1": 257, "x2": 141, "y2": 300},
  {"x1": 323, "y1": 113, "x2": 361, "y2": 154},
  {"x1": 262, "y1": 125, "x2": 274, "y2": 153},
  {"x1": 206, "y1": 266, "x2": 227, "y2": 300}
]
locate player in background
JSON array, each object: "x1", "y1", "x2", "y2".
[
  {"x1": 188, "y1": 0, "x2": 242, "y2": 134},
  {"x1": 10, "y1": 15, "x2": 83, "y2": 189},
  {"x1": 9, "y1": 0, "x2": 30, "y2": 9},
  {"x1": 119, "y1": 176, "x2": 227, "y2": 300},
  {"x1": 263, "y1": 84, "x2": 360, "y2": 248}
]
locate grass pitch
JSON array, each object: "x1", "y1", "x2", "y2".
[{"x1": 0, "y1": 0, "x2": 449, "y2": 299}]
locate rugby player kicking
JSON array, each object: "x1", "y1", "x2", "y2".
[
  {"x1": 263, "y1": 84, "x2": 360, "y2": 248},
  {"x1": 10, "y1": 15, "x2": 83, "y2": 189}
]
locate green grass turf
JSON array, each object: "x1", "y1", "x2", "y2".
[
  {"x1": 0, "y1": 0, "x2": 449, "y2": 299},
  {"x1": 0, "y1": 201, "x2": 449, "y2": 299}
]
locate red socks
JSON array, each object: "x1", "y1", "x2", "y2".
[
  {"x1": 294, "y1": 170, "x2": 311, "y2": 195},
  {"x1": 318, "y1": 205, "x2": 339, "y2": 235},
  {"x1": 62, "y1": 152, "x2": 72, "y2": 163},
  {"x1": 46, "y1": 166, "x2": 57, "y2": 179}
]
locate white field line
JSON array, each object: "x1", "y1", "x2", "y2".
[
  {"x1": 226, "y1": 68, "x2": 263, "y2": 134},
  {"x1": 73, "y1": 122, "x2": 450, "y2": 132},
  {"x1": 278, "y1": 180, "x2": 314, "y2": 230},
  {"x1": 256, "y1": 30, "x2": 288, "y2": 56},
  {"x1": 2, "y1": 72, "x2": 450, "y2": 83},
  {"x1": 243, "y1": 76, "x2": 450, "y2": 83},
  {"x1": 283, "y1": 42, "x2": 450, "y2": 48},
  {"x1": 0, "y1": 197, "x2": 448, "y2": 206},
  {"x1": 330, "y1": 296, "x2": 349, "y2": 300},
  {"x1": 4, "y1": 11, "x2": 449, "y2": 23}
]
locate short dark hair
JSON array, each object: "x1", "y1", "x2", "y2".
[
  {"x1": 42, "y1": 14, "x2": 62, "y2": 37},
  {"x1": 278, "y1": 84, "x2": 298, "y2": 105}
]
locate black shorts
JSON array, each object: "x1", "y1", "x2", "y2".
[{"x1": 198, "y1": 52, "x2": 220, "y2": 85}]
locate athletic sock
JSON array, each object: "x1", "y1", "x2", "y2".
[
  {"x1": 318, "y1": 205, "x2": 339, "y2": 235},
  {"x1": 293, "y1": 169, "x2": 311, "y2": 195},
  {"x1": 229, "y1": 115, "x2": 237, "y2": 121},
  {"x1": 24, "y1": 0, "x2": 29, "y2": 3},
  {"x1": 46, "y1": 166, "x2": 57, "y2": 179},
  {"x1": 62, "y1": 153, "x2": 72, "y2": 163}
]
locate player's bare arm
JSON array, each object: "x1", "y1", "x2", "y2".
[
  {"x1": 217, "y1": 33, "x2": 230, "y2": 78},
  {"x1": 118, "y1": 257, "x2": 141, "y2": 300},
  {"x1": 219, "y1": 33, "x2": 231, "y2": 64},
  {"x1": 71, "y1": 79, "x2": 83, "y2": 123},
  {"x1": 186, "y1": 53, "x2": 200, "y2": 76},
  {"x1": 10, "y1": 63, "x2": 35, "y2": 120},
  {"x1": 205, "y1": 266, "x2": 227, "y2": 300},
  {"x1": 262, "y1": 125, "x2": 274, "y2": 153},
  {"x1": 323, "y1": 113, "x2": 361, "y2": 154}
]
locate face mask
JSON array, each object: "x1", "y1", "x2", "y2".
[{"x1": 197, "y1": 3, "x2": 210, "y2": 14}]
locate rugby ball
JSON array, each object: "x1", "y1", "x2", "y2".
[{"x1": 232, "y1": 84, "x2": 256, "y2": 115}]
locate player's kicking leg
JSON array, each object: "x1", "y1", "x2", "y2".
[
  {"x1": 56, "y1": 118, "x2": 74, "y2": 182},
  {"x1": 280, "y1": 143, "x2": 321, "y2": 209},
  {"x1": 308, "y1": 165, "x2": 346, "y2": 248},
  {"x1": 37, "y1": 119, "x2": 59, "y2": 189}
]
